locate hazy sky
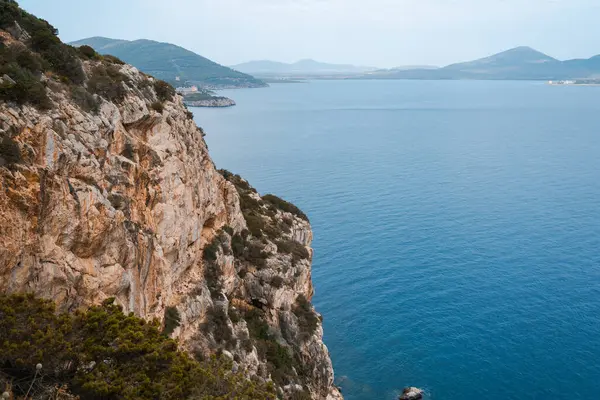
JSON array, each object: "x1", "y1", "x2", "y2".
[{"x1": 18, "y1": 0, "x2": 600, "y2": 68}]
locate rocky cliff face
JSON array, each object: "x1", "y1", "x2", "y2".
[{"x1": 0, "y1": 18, "x2": 341, "y2": 400}]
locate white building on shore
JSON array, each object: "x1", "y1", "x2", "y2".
[{"x1": 176, "y1": 85, "x2": 198, "y2": 95}]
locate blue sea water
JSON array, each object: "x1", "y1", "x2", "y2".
[{"x1": 191, "y1": 80, "x2": 600, "y2": 400}]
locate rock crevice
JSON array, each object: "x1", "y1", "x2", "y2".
[{"x1": 0, "y1": 28, "x2": 341, "y2": 399}]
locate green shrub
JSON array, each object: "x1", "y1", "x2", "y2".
[
  {"x1": 0, "y1": 0, "x2": 84, "y2": 84},
  {"x1": 280, "y1": 216, "x2": 293, "y2": 231},
  {"x1": 103, "y1": 54, "x2": 125, "y2": 65},
  {"x1": 270, "y1": 276, "x2": 284, "y2": 288},
  {"x1": 0, "y1": 294, "x2": 276, "y2": 399},
  {"x1": 203, "y1": 237, "x2": 224, "y2": 297},
  {"x1": 219, "y1": 169, "x2": 257, "y2": 193},
  {"x1": 245, "y1": 213, "x2": 265, "y2": 238},
  {"x1": 277, "y1": 240, "x2": 310, "y2": 264},
  {"x1": 154, "y1": 79, "x2": 175, "y2": 102},
  {"x1": 0, "y1": 136, "x2": 21, "y2": 165},
  {"x1": 71, "y1": 85, "x2": 99, "y2": 113},
  {"x1": 228, "y1": 305, "x2": 241, "y2": 324},
  {"x1": 289, "y1": 389, "x2": 313, "y2": 400},
  {"x1": 245, "y1": 240, "x2": 269, "y2": 269},
  {"x1": 87, "y1": 64, "x2": 129, "y2": 102},
  {"x1": 276, "y1": 240, "x2": 294, "y2": 254},
  {"x1": 291, "y1": 243, "x2": 310, "y2": 264},
  {"x1": 203, "y1": 236, "x2": 221, "y2": 261},
  {"x1": 202, "y1": 306, "x2": 235, "y2": 348},
  {"x1": 222, "y1": 225, "x2": 234, "y2": 235},
  {"x1": 265, "y1": 341, "x2": 294, "y2": 376},
  {"x1": 122, "y1": 141, "x2": 135, "y2": 160},
  {"x1": 163, "y1": 306, "x2": 181, "y2": 336},
  {"x1": 240, "y1": 192, "x2": 262, "y2": 213},
  {"x1": 0, "y1": 42, "x2": 52, "y2": 109},
  {"x1": 263, "y1": 194, "x2": 309, "y2": 222},
  {"x1": 78, "y1": 44, "x2": 98, "y2": 59},
  {"x1": 0, "y1": 63, "x2": 52, "y2": 109},
  {"x1": 293, "y1": 294, "x2": 319, "y2": 339},
  {"x1": 150, "y1": 100, "x2": 164, "y2": 113},
  {"x1": 244, "y1": 308, "x2": 270, "y2": 341},
  {"x1": 3, "y1": 44, "x2": 44, "y2": 72},
  {"x1": 231, "y1": 234, "x2": 245, "y2": 257}
]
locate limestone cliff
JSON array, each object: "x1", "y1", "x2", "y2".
[{"x1": 0, "y1": 10, "x2": 341, "y2": 400}]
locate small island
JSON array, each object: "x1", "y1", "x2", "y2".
[
  {"x1": 177, "y1": 86, "x2": 236, "y2": 108},
  {"x1": 548, "y1": 79, "x2": 600, "y2": 86}
]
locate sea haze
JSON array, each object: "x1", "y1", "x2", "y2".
[{"x1": 191, "y1": 80, "x2": 600, "y2": 400}]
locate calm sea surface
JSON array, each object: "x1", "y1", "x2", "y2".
[{"x1": 191, "y1": 80, "x2": 600, "y2": 400}]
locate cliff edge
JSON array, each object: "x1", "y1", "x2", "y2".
[{"x1": 0, "y1": 2, "x2": 341, "y2": 399}]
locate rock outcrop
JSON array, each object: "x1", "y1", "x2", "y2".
[
  {"x1": 184, "y1": 96, "x2": 236, "y2": 108},
  {"x1": 400, "y1": 387, "x2": 423, "y2": 400},
  {"x1": 0, "y1": 14, "x2": 341, "y2": 400}
]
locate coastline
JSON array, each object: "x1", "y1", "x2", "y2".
[{"x1": 183, "y1": 96, "x2": 236, "y2": 107}]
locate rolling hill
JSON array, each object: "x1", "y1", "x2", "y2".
[
  {"x1": 231, "y1": 59, "x2": 376, "y2": 75},
  {"x1": 365, "y1": 47, "x2": 600, "y2": 80},
  {"x1": 70, "y1": 37, "x2": 266, "y2": 88}
]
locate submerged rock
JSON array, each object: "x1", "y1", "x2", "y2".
[{"x1": 400, "y1": 387, "x2": 423, "y2": 400}]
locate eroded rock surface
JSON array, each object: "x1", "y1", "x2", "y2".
[{"x1": 0, "y1": 39, "x2": 341, "y2": 398}]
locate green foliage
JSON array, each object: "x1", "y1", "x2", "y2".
[
  {"x1": 242, "y1": 307, "x2": 297, "y2": 385},
  {"x1": 245, "y1": 241, "x2": 269, "y2": 269},
  {"x1": 293, "y1": 294, "x2": 319, "y2": 339},
  {"x1": 244, "y1": 308, "x2": 270, "y2": 341},
  {"x1": 218, "y1": 169, "x2": 256, "y2": 194},
  {"x1": 150, "y1": 100, "x2": 164, "y2": 113},
  {"x1": 0, "y1": 135, "x2": 21, "y2": 165},
  {"x1": 202, "y1": 306, "x2": 235, "y2": 348},
  {"x1": 69, "y1": 36, "x2": 266, "y2": 88},
  {"x1": 203, "y1": 237, "x2": 224, "y2": 297},
  {"x1": 154, "y1": 79, "x2": 175, "y2": 102},
  {"x1": 228, "y1": 305, "x2": 241, "y2": 324},
  {"x1": 163, "y1": 306, "x2": 181, "y2": 336},
  {"x1": 78, "y1": 44, "x2": 99, "y2": 59},
  {"x1": 103, "y1": 54, "x2": 125, "y2": 65},
  {"x1": 0, "y1": 0, "x2": 84, "y2": 84},
  {"x1": 203, "y1": 236, "x2": 221, "y2": 262},
  {"x1": 222, "y1": 225, "x2": 234, "y2": 235},
  {"x1": 262, "y1": 194, "x2": 309, "y2": 222},
  {"x1": 183, "y1": 91, "x2": 219, "y2": 101},
  {"x1": 121, "y1": 141, "x2": 135, "y2": 160},
  {"x1": 289, "y1": 389, "x2": 313, "y2": 400},
  {"x1": 87, "y1": 63, "x2": 129, "y2": 102},
  {"x1": 264, "y1": 341, "x2": 294, "y2": 383},
  {"x1": 0, "y1": 294, "x2": 276, "y2": 399},
  {"x1": 71, "y1": 85, "x2": 99, "y2": 113},
  {"x1": 0, "y1": 66, "x2": 51, "y2": 109},
  {"x1": 0, "y1": 44, "x2": 52, "y2": 109},
  {"x1": 231, "y1": 234, "x2": 245, "y2": 257},
  {"x1": 2, "y1": 43, "x2": 44, "y2": 71},
  {"x1": 270, "y1": 276, "x2": 284, "y2": 288},
  {"x1": 276, "y1": 240, "x2": 310, "y2": 265},
  {"x1": 219, "y1": 170, "x2": 308, "y2": 242},
  {"x1": 245, "y1": 214, "x2": 265, "y2": 238}
]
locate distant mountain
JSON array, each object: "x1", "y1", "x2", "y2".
[
  {"x1": 231, "y1": 59, "x2": 376, "y2": 75},
  {"x1": 70, "y1": 37, "x2": 266, "y2": 88},
  {"x1": 388, "y1": 65, "x2": 439, "y2": 71},
  {"x1": 444, "y1": 46, "x2": 557, "y2": 71},
  {"x1": 365, "y1": 47, "x2": 600, "y2": 80}
]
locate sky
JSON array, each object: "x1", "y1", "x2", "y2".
[{"x1": 17, "y1": 0, "x2": 600, "y2": 68}]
